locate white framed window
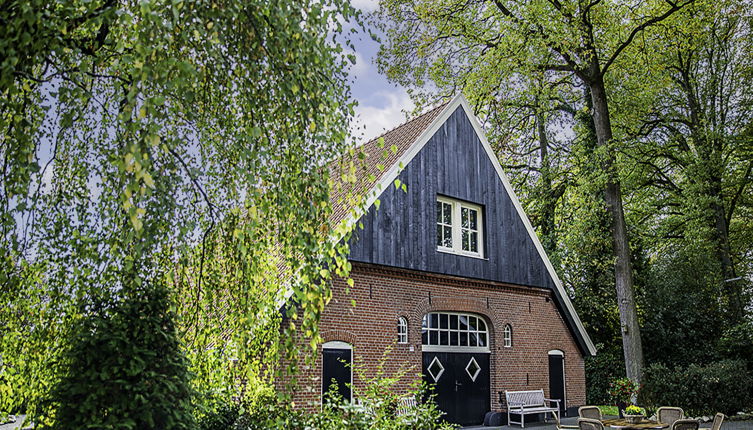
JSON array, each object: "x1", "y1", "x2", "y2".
[
  {"x1": 421, "y1": 312, "x2": 490, "y2": 353},
  {"x1": 436, "y1": 196, "x2": 483, "y2": 258},
  {"x1": 503, "y1": 324, "x2": 512, "y2": 348},
  {"x1": 397, "y1": 317, "x2": 408, "y2": 344}
]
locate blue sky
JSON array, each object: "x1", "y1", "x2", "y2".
[{"x1": 346, "y1": 0, "x2": 416, "y2": 143}]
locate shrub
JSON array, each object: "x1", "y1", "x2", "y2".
[
  {"x1": 639, "y1": 359, "x2": 752, "y2": 416},
  {"x1": 608, "y1": 377, "x2": 639, "y2": 405},
  {"x1": 209, "y1": 347, "x2": 456, "y2": 429},
  {"x1": 38, "y1": 286, "x2": 196, "y2": 429},
  {"x1": 585, "y1": 345, "x2": 626, "y2": 404}
]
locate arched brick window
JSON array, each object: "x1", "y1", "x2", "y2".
[
  {"x1": 397, "y1": 316, "x2": 408, "y2": 344},
  {"x1": 503, "y1": 324, "x2": 512, "y2": 348}
]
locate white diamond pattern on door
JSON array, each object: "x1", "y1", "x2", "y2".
[
  {"x1": 465, "y1": 356, "x2": 481, "y2": 382},
  {"x1": 427, "y1": 356, "x2": 445, "y2": 382}
]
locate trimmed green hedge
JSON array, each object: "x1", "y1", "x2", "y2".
[{"x1": 639, "y1": 360, "x2": 752, "y2": 416}]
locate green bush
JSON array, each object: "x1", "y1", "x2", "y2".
[
  {"x1": 586, "y1": 344, "x2": 626, "y2": 405},
  {"x1": 204, "y1": 347, "x2": 455, "y2": 430},
  {"x1": 639, "y1": 359, "x2": 752, "y2": 416},
  {"x1": 38, "y1": 286, "x2": 196, "y2": 429}
]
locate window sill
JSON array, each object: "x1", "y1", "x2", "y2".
[{"x1": 436, "y1": 247, "x2": 486, "y2": 260}]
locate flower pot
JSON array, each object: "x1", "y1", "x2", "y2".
[{"x1": 624, "y1": 414, "x2": 644, "y2": 424}]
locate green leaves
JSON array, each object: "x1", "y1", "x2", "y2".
[{"x1": 1, "y1": 0, "x2": 364, "y2": 424}]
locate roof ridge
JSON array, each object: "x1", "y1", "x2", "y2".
[{"x1": 355, "y1": 100, "x2": 450, "y2": 148}]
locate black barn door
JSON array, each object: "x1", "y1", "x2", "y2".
[
  {"x1": 423, "y1": 352, "x2": 490, "y2": 426},
  {"x1": 548, "y1": 352, "x2": 566, "y2": 415},
  {"x1": 322, "y1": 348, "x2": 351, "y2": 403}
]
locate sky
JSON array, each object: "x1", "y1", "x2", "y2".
[{"x1": 345, "y1": 0, "x2": 416, "y2": 143}]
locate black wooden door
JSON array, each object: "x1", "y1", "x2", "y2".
[
  {"x1": 322, "y1": 348, "x2": 351, "y2": 403},
  {"x1": 423, "y1": 352, "x2": 490, "y2": 426},
  {"x1": 548, "y1": 353, "x2": 566, "y2": 414}
]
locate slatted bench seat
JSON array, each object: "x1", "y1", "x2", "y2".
[{"x1": 505, "y1": 389, "x2": 561, "y2": 428}]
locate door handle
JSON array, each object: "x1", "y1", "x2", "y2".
[{"x1": 455, "y1": 381, "x2": 462, "y2": 392}]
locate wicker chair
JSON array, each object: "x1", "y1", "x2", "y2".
[
  {"x1": 709, "y1": 413, "x2": 725, "y2": 430},
  {"x1": 657, "y1": 407, "x2": 684, "y2": 427},
  {"x1": 578, "y1": 418, "x2": 605, "y2": 430},
  {"x1": 578, "y1": 406, "x2": 602, "y2": 420},
  {"x1": 553, "y1": 413, "x2": 579, "y2": 430},
  {"x1": 670, "y1": 419, "x2": 699, "y2": 430}
]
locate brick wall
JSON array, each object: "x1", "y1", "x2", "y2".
[{"x1": 286, "y1": 262, "x2": 587, "y2": 413}]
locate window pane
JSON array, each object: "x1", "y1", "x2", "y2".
[
  {"x1": 461, "y1": 207, "x2": 468, "y2": 228},
  {"x1": 470, "y1": 232, "x2": 478, "y2": 253},
  {"x1": 459, "y1": 316, "x2": 468, "y2": 331},
  {"x1": 440, "y1": 314, "x2": 448, "y2": 329},
  {"x1": 430, "y1": 313, "x2": 439, "y2": 328},
  {"x1": 478, "y1": 319, "x2": 486, "y2": 332},
  {"x1": 478, "y1": 333, "x2": 487, "y2": 347},
  {"x1": 449, "y1": 315, "x2": 458, "y2": 330},
  {"x1": 422, "y1": 316, "x2": 428, "y2": 329},
  {"x1": 469, "y1": 316, "x2": 477, "y2": 330},
  {"x1": 462, "y1": 229, "x2": 469, "y2": 251},
  {"x1": 422, "y1": 330, "x2": 428, "y2": 345},
  {"x1": 470, "y1": 209, "x2": 477, "y2": 230},
  {"x1": 436, "y1": 225, "x2": 442, "y2": 246},
  {"x1": 450, "y1": 331, "x2": 459, "y2": 346},
  {"x1": 469, "y1": 332, "x2": 478, "y2": 346},
  {"x1": 443, "y1": 226, "x2": 452, "y2": 247},
  {"x1": 443, "y1": 203, "x2": 452, "y2": 224},
  {"x1": 439, "y1": 331, "x2": 448, "y2": 345},
  {"x1": 429, "y1": 330, "x2": 438, "y2": 345},
  {"x1": 436, "y1": 201, "x2": 442, "y2": 223},
  {"x1": 460, "y1": 331, "x2": 468, "y2": 346}
]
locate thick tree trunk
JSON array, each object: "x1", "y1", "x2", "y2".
[
  {"x1": 680, "y1": 67, "x2": 743, "y2": 322},
  {"x1": 536, "y1": 111, "x2": 556, "y2": 252},
  {"x1": 588, "y1": 75, "x2": 645, "y2": 384},
  {"x1": 706, "y1": 148, "x2": 742, "y2": 322}
]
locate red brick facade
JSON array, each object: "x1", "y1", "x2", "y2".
[{"x1": 290, "y1": 261, "x2": 586, "y2": 414}]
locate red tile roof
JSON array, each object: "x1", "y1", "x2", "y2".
[{"x1": 328, "y1": 102, "x2": 449, "y2": 228}]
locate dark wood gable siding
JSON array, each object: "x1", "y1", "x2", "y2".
[{"x1": 348, "y1": 106, "x2": 556, "y2": 292}]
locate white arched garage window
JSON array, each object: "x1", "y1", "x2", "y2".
[
  {"x1": 421, "y1": 312, "x2": 490, "y2": 352},
  {"x1": 397, "y1": 317, "x2": 408, "y2": 344}
]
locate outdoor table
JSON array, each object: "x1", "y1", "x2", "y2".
[{"x1": 602, "y1": 418, "x2": 670, "y2": 429}]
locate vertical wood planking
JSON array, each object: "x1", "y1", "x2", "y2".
[{"x1": 348, "y1": 107, "x2": 551, "y2": 289}]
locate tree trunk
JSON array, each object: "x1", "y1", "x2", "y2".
[
  {"x1": 706, "y1": 146, "x2": 742, "y2": 323},
  {"x1": 588, "y1": 75, "x2": 645, "y2": 384},
  {"x1": 536, "y1": 110, "x2": 557, "y2": 252}
]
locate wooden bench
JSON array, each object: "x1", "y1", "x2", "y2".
[
  {"x1": 505, "y1": 389, "x2": 561, "y2": 428},
  {"x1": 396, "y1": 396, "x2": 417, "y2": 416}
]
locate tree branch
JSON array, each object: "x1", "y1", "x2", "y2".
[{"x1": 602, "y1": 0, "x2": 697, "y2": 75}]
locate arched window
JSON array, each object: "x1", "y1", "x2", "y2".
[
  {"x1": 397, "y1": 317, "x2": 408, "y2": 344},
  {"x1": 421, "y1": 312, "x2": 489, "y2": 351},
  {"x1": 503, "y1": 324, "x2": 512, "y2": 347}
]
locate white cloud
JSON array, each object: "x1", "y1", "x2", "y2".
[
  {"x1": 346, "y1": 49, "x2": 370, "y2": 82},
  {"x1": 351, "y1": 0, "x2": 379, "y2": 12},
  {"x1": 351, "y1": 90, "x2": 416, "y2": 143}
]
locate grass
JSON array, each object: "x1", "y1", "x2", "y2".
[{"x1": 598, "y1": 405, "x2": 619, "y2": 416}]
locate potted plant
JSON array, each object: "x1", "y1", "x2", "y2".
[
  {"x1": 607, "y1": 377, "x2": 640, "y2": 418},
  {"x1": 623, "y1": 405, "x2": 645, "y2": 424}
]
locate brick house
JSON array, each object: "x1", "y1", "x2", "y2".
[{"x1": 289, "y1": 94, "x2": 596, "y2": 426}]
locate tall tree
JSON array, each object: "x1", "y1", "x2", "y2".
[
  {"x1": 627, "y1": 1, "x2": 753, "y2": 323},
  {"x1": 376, "y1": 0, "x2": 699, "y2": 383},
  {"x1": 0, "y1": 0, "x2": 361, "y2": 422}
]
